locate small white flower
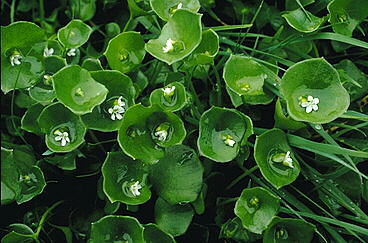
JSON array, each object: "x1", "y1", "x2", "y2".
[
  {"x1": 54, "y1": 130, "x2": 70, "y2": 146},
  {"x1": 129, "y1": 181, "x2": 142, "y2": 197},
  {"x1": 224, "y1": 138, "x2": 236, "y2": 147},
  {"x1": 43, "y1": 47, "x2": 54, "y2": 57},
  {"x1": 177, "y1": 2, "x2": 183, "y2": 9},
  {"x1": 154, "y1": 129, "x2": 168, "y2": 141},
  {"x1": 163, "y1": 38, "x2": 175, "y2": 53},
  {"x1": 282, "y1": 151, "x2": 294, "y2": 168},
  {"x1": 117, "y1": 96, "x2": 126, "y2": 107},
  {"x1": 300, "y1": 95, "x2": 319, "y2": 113},
  {"x1": 162, "y1": 86, "x2": 176, "y2": 96},
  {"x1": 10, "y1": 53, "x2": 22, "y2": 66},
  {"x1": 108, "y1": 105, "x2": 125, "y2": 120},
  {"x1": 67, "y1": 48, "x2": 77, "y2": 57}
]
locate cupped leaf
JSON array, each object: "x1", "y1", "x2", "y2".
[
  {"x1": 89, "y1": 215, "x2": 145, "y2": 243},
  {"x1": 102, "y1": 152, "x2": 151, "y2": 205},
  {"x1": 197, "y1": 106, "x2": 253, "y2": 162},
  {"x1": 234, "y1": 187, "x2": 281, "y2": 234},
  {"x1": 223, "y1": 55, "x2": 267, "y2": 96},
  {"x1": 154, "y1": 197, "x2": 194, "y2": 237},
  {"x1": 118, "y1": 104, "x2": 186, "y2": 164},
  {"x1": 1, "y1": 21, "x2": 46, "y2": 94},
  {"x1": 82, "y1": 70, "x2": 136, "y2": 132},
  {"x1": 184, "y1": 29, "x2": 219, "y2": 67},
  {"x1": 52, "y1": 65, "x2": 108, "y2": 115},
  {"x1": 280, "y1": 58, "x2": 350, "y2": 124},
  {"x1": 149, "y1": 81, "x2": 187, "y2": 112},
  {"x1": 328, "y1": 0, "x2": 368, "y2": 37},
  {"x1": 81, "y1": 58, "x2": 103, "y2": 71},
  {"x1": 282, "y1": 8, "x2": 326, "y2": 33},
  {"x1": 150, "y1": 0, "x2": 201, "y2": 21},
  {"x1": 254, "y1": 128, "x2": 301, "y2": 189},
  {"x1": 144, "y1": 223, "x2": 176, "y2": 243},
  {"x1": 219, "y1": 217, "x2": 262, "y2": 243},
  {"x1": 263, "y1": 217, "x2": 315, "y2": 243},
  {"x1": 149, "y1": 145, "x2": 203, "y2": 204},
  {"x1": 38, "y1": 103, "x2": 87, "y2": 152},
  {"x1": 104, "y1": 31, "x2": 146, "y2": 73},
  {"x1": 69, "y1": 0, "x2": 96, "y2": 21},
  {"x1": 21, "y1": 104, "x2": 44, "y2": 134},
  {"x1": 145, "y1": 9, "x2": 202, "y2": 65},
  {"x1": 57, "y1": 20, "x2": 92, "y2": 49}
]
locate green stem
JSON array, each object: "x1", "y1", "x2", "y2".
[
  {"x1": 211, "y1": 64, "x2": 222, "y2": 106},
  {"x1": 225, "y1": 165, "x2": 258, "y2": 190},
  {"x1": 39, "y1": 0, "x2": 45, "y2": 23},
  {"x1": 10, "y1": 0, "x2": 15, "y2": 23},
  {"x1": 34, "y1": 201, "x2": 64, "y2": 238}
]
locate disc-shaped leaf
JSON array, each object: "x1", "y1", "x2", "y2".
[
  {"x1": 263, "y1": 217, "x2": 315, "y2": 243},
  {"x1": 38, "y1": 103, "x2": 87, "y2": 152},
  {"x1": 223, "y1": 55, "x2": 267, "y2": 96},
  {"x1": 118, "y1": 104, "x2": 186, "y2": 164},
  {"x1": 53, "y1": 65, "x2": 108, "y2": 115},
  {"x1": 144, "y1": 224, "x2": 176, "y2": 243},
  {"x1": 280, "y1": 58, "x2": 350, "y2": 124},
  {"x1": 149, "y1": 81, "x2": 187, "y2": 112},
  {"x1": 282, "y1": 8, "x2": 326, "y2": 33},
  {"x1": 150, "y1": 0, "x2": 201, "y2": 21},
  {"x1": 234, "y1": 187, "x2": 280, "y2": 234},
  {"x1": 1, "y1": 21, "x2": 46, "y2": 94},
  {"x1": 149, "y1": 145, "x2": 203, "y2": 204},
  {"x1": 254, "y1": 128, "x2": 301, "y2": 189},
  {"x1": 327, "y1": 0, "x2": 368, "y2": 37},
  {"x1": 104, "y1": 31, "x2": 146, "y2": 73},
  {"x1": 145, "y1": 9, "x2": 202, "y2": 65},
  {"x1": 198, "y1": 106, "x2": 253, "y2": 162},
  {"x1": 82, "y1": 70, "x2": 136, "y2": 131},
  {"x1": 154, "y1": 197, "x2": 194, "y2": 237},
  {"x1": 90, "y1": 215, "x2": 144, "y2": 243},
  {"x1": 102, "y1": 152, "x2": 151, "y2": 205},
  {"x1": 57, "y1": 20, "x2": 92, "y2": 49}
]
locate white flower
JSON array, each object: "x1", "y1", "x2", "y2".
[
  {"x1": 154, "y1": 129, "x2": 168, "y2": 141},
  {"x1": 10, "y1": 53, "x2": 22, "y2": 66},
  {"x1": 282, "y1": 151, "x2": 294, "y2": 168},
  {"x1": 108, "y1": 96, "x2": 126, "y2": 120},
  {"x1": 162, "y1": 86, "x2": 176, "y2": 96},
  {"x1": 163, "y1": 38, "x2": 175, "y2": 53},
  {"x1": 108, "y1": 105, "x2": 125, "y2": 120},
  {"x1": 43, "y1": 47, "x2": 54, "y2": 57},
  {"x1": 54, "y1": 130, "x2": 70, "y2": 146},
  {"x1": 300, "y1": 95, "x2": 319, "y2": 113},
  {"x1": 67, "y1": 48, "x2": 77, "y2": 57},
  {"x1": 129, "y1": 181, "x2": 142, "y2": 197},
  {"x1": 177, "y1": 2, "x2": 183, "y2": 9},
  {"x1": 224, "y1": 138, "x2": 236, "y2": 147}
]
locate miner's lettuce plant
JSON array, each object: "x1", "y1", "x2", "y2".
[{"x1": 1, "y1": 0, "x2": 368, "y2": 243}]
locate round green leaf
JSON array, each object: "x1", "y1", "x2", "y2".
[
  {"x1": 53, "y1": 65, "x2": 108, "y2": 115},
  {"x1": 280, "y1": 58, "x2": 350, "y2": 124},
  {"x1": 118, "y1": 104, "x2": 186, "y2": 164},
  {"x1": 38, "y1": 103, "x2": 87, "y2": 152},
  {"x1": 82, "y1": 70, "x2": 136, "y2": 132},
  {"x1": 254, "y1": 128, "x2": 301, "y2": 189},
  {"x1": 104, "y1": 31, "x2": 146, "y2": 73},
  {"x1": 149, "y1": 81, "x2": 187, "y2": 112},
  {"x1": 328, "y1": 0, "x2": 368, "y2": 37},
  {"x1": 57, "y1": 20, "x2": 92, "y2": 49},
  {"x1": 145, "y1": 9, "x2": 202, "y2": 65},
  {"x1": 1, "y1": 21, "x2": 46, "y2": 94},
  {"x1": 144, "y1": 224, "x2": 176, "y2": 243},
  {"x1": 223, "y1": 55, "x2": 267, "y2": 96},
  {"x1": 282, "y1": 8, "x2": 326, "y2": 33},
  {"x1": 149, "y1": 145, "x2": 203, "y2": 204},
  {"x1": 150, "y1": 0, "x2": 201, "y2": 21},
  {"x1": 263, "y1": 217, "x2": 315, "y2": 243},
  {"x1": 220, "y1": 217, "x2": 262, "y2": 242},
  {"x1": 234, "y1": 187, "x2": 281, "y2": 234},
  {"x1": 197, "y1": 106, "x2": 253, "y2": 162},
  {"x1": 102, "y1": 152, "x2": 151, "y2": 205},
  {"x1": 154, "y1": 197, "x2": 194, "y2": 237},
  {"x1": 81, "y1": 58, "x2": 103, "y2": 71},
  {"x1": 90, "y1": 215, "x2": 145, "y2": 243}
]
